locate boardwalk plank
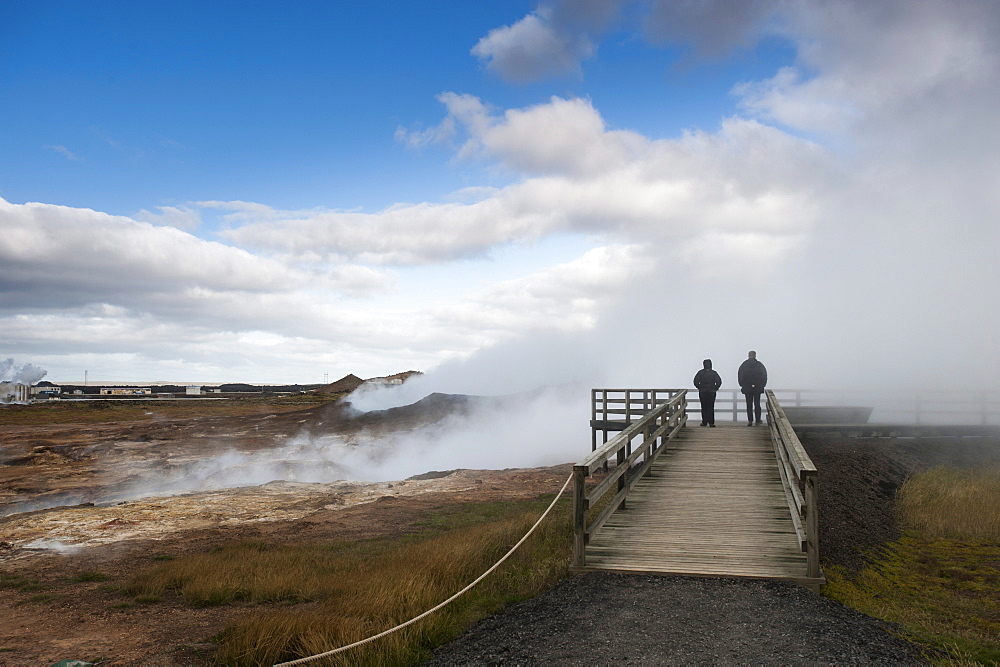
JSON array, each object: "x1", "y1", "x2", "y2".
[{"x1": 582, "y1": 422, "x2": 808, "y2": 581}]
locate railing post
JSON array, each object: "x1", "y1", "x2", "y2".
[
  {"x1": 805, "y1": 474, "x2": 820, "y2": 579},
  {"x1": 573, "y1": 466, "x2": 587, "y2": 567},
  {"x1": 618, "y1": 440, "x2": 627, "y2": 510},
  {"x1": 591, "y1": 389, "x2": 597, "y2": 452}
]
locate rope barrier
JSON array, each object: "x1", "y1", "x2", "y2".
[{"x1": 274, "y1": 472, "x2": 574, "y2": 666}]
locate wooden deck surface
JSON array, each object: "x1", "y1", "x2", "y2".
[{"x1": 584, "y1": 421, "x2": 808, "y2": 580}]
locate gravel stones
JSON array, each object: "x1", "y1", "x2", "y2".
[{"x1": 426, "y1": 573, "x2": 927, "y2": 665}]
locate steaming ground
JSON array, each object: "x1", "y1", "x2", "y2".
[{"x1": 0, "y1": 386, "x2": 588, "y2": 522}]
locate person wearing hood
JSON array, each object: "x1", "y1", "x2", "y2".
[
  {"x1": 738, "y1": 350, "x2": 768, "y2": 426},
  {"x1": 693, "y1": 359, "x2": 722, "y2": 427}
]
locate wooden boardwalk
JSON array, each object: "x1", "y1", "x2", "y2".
[{"x1": 584, "y1": 421, "x2": 809, "y2": 582}]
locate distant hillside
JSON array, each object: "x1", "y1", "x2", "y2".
[
  {"x1": 315, "y1": 374, "x2": 364, "y2": 394},
  {"x1": 315, "y1": 370, "x2": 422, "y2": 395}
]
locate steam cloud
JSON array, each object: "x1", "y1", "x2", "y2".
[
  {"x1": 19, "y1": 385, "x2": 588, "y2": 512},
  {"x1": 0, "y1": 358, "x2": 47, "y2": 403}
]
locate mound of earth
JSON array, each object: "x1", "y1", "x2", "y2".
[
  {"x1": 315, "y1": 373, "x2": 365, "y2": 394},
  {"x1": 314, "y1": 370, "x2": 422, "y2": 395}
]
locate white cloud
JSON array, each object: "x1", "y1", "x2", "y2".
[
  {"x1": 469, "y1": 0, "x2": 780, "y2": 84},
  {"x1": 454, "y1": 95, "x2": 647, "y2": 177},
  {"x1": 0, "y1": 199, "x2": 306, "y2": 303},
  {"x1": 44, "y1": 144, "x2": 83, "y2": 161},
  {"x1": 432, "y1": 244, "x2": 653, "y2": 337},
  {"x1": 135, "y1": 205, "x2": 202, "y2": 231},
  {"x1": 471, "y1": 9, "x2": 594, "y2": 82},
  {"x1": 222, "y1": 96, "x2": 825, "y2": 273},
  {"x1": 733, "y1": 2, "x2": 1000, "y2": 136}
]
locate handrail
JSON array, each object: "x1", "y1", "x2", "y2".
[
  {"x1": 683, "y1": 388, "x2": 1000, "y2": 426},
  {"x1": 590, "y1": 388, "x2": 683, "y2": 450},
  {"x1": 573, "y1": 391, "x2": 687, "y2": 567},
  {"x1": 765, "y1": 390, "x2": 820, "y2": 579}
]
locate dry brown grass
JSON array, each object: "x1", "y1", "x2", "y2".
[
  {"x1": 124, "y1": 496, "x2": 573, "y2": 665},
  {"x1": 897, "y1": 466, "x2": 1000, "y2": 541}
]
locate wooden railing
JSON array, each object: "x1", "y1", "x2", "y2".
[
  {"x1": 687, "y1": 388, "x2": 1000, "y2": 425},
  {"x1": 573, "y1": 391, "x2": 687, "y2": 567},
  {"x1": 685, "y1": 389, "x2": 836, "y2": 422},
  {"x1": 765, "y1": 390, "x2": 820, "y2": 579},
  {"x1": 590, "y1": 388, "x2": 685, "y2": 450}
]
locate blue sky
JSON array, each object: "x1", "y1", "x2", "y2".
[
  {"x1": 2, "y1": 1, "x2": 793, "y2": 216},
  {"x1": 2, "y1": 1, "x2": 999, "y2": 392}
]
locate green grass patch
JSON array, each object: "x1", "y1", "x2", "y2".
[
  {"x1": 125, "y1": 494, "x2": 575, "y2": 665},
  {"x1": 824, "y1": 466, "x2": 1000, "y2": 664},
  {"x1": 0, "y1": 574, "x2": 32, "y2": 590},
  {"x1": 134, "y1": 594, "x2": 162, "y2": 605},
  {"x1": 28, "y1": 592, "x2": 61, "y2": 603},
  {"x1": 68, "y1": 571, "x2": 111, "y2": 583},
  {"x1": 409, "y1": 495, "x2": 556, "y2": 533},
  {"x1": 0, "y1": 574, "x2": 51, "y2": 593}
]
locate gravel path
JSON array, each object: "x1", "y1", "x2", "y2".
[{"x1": 426, "y1": 573, "x2": 927, "y2": 665}]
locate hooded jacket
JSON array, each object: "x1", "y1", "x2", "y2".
[{"x1": 693, "y1": 359, "x2": 722, "y2": 392}]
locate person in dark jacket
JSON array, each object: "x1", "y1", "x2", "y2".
[
  {"x1": 693, "y1": 359, "x2": 722, "y2": 427},
  {"x1": 738, "y1": 350, "x2": 767, "y2": 426}
]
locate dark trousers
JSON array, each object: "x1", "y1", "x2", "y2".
[
  {"x1": 745, "y1": 391, "x2": 762, "y2": 423},
  {"x1": 699, "y1": 391, "x2": 717, "y2": 425}
]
